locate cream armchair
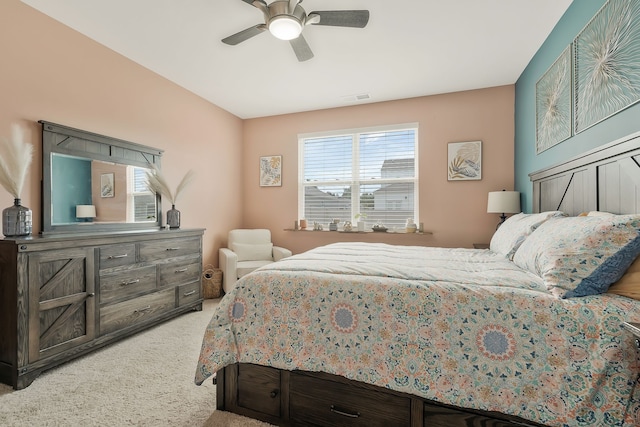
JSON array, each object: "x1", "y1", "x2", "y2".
[{"x1": 219, "y1": 229, "x2": 292, "y2": 293}]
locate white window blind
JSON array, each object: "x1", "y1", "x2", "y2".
[{"x1": 299, "y1": 124, "x2": 418, "y2": 229}]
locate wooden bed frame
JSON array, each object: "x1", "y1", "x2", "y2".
[{"x1": 215, "y1": 131, "x2": 640, "y2": 426}]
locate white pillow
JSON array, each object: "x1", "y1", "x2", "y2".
[
  {"x1": 513, "y1": 215, "x2": 640, "y2": 298},
  {"x1": 231, "y1": 242, "x2": 273, "y2": 262},
  {"x1": 489, "y1": 211, "x2": 565, "y2": 260}
]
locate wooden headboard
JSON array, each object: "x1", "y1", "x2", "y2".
[{"x1": 530, "y1": 131, "x2": 640, "y2": 215}]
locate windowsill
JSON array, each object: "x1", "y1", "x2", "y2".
[{"x1": 284, "y1": 228, "x2": 432, "y2": 235}]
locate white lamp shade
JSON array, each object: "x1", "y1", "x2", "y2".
[
  {"x1": 487, "y1": 191, "x2": 520, "y2": 214},
  {"x1": 76, "y1": 205, "x2": 96, "y2": 218}
]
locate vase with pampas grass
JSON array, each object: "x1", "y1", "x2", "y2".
[
  {"x1": 145, "y1": 164, "x2": 194, "y2": 229},
  {"x1": 0, "y1": 124, "x2": 33, "y2": 237}
]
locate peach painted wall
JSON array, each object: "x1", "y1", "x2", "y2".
[
  {"x1": 0, "y1": 0, "x2": 244, "y2": 266},
  {"x1": 243, "y1": 86, "x2": 515, "y2": 254}
]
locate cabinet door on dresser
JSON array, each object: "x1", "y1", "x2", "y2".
[{"x1": 27, "y1": 247, "x2": 96, "y2": 363}]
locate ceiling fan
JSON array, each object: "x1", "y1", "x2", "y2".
[{"x1": 222, "y1": 0, "x2": 370, "y2": 62}]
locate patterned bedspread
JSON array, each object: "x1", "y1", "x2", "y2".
[{"x1": 195, "y1": 242, "x2": 640, "y2": 426}]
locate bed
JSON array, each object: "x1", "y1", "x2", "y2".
[{"x1": 195, "y1": 131, "x2": 640, "y2": 427}]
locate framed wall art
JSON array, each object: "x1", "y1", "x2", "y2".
[
  {"x1": 100, "y1": 172, "x2": 115, "y2": 198},
  {"x1": 536, "y1": 45, "x2": 572, "y2": 154},
  {"x1": 574, "y1": 0, "x2": 640, "y2": 133},
  {"x1": 259, "y1": 155, "x2": 282, "y2": 187},
  {"x1": 447, "y1": 141, "x2": 482, "y2": 181}
]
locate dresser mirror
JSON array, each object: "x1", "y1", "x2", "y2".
[{"x1": 40, "y1": 121, "x2": 163, "y2": 234}]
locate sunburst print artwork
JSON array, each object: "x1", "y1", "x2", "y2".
[
  {"x1": 448, "y1": 141, "x2": 481, "y2": 181},
  {"x1": 260, "y1": 155, "x2": 282, "y2": 187},
  {"x1": 536, "y1": 45, "x2": 572, "y2": 154},
  {"x1": 574, "y1": 0, "x2": 640, "y2": 133}
]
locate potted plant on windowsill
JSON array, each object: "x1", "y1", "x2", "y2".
[{"x1": 354, "y1": 212, "x2": 367, "y2": 232}]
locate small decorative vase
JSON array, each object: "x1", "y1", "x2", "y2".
[
  {"x1": 3, "y1": 198, "x2": 32, "y2": 237},
  {"x1": 166, "y1": 204, "x2": 181, "y2": 229}
]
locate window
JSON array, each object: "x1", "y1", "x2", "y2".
[
  {"x1": 299, "y1": 124, "x2": 418, "y2": 229},
  {"x1": 127, "y1": 166, "x2": 157, "y2": 222}
]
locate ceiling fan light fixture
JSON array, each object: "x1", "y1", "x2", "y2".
[{"x1": 269, "y1": 15, "x2": 302, "y2": 40}]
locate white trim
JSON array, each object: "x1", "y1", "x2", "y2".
[{"x1": 298, "y1": 122, "x2": 419, "y2": 140}]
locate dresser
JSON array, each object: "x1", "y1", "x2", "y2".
[{"x1": 0, "y1": 228, "x2": 204, "y2": 389}]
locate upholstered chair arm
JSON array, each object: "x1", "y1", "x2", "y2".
[
  {"x1": 219, "y1": 247, "x2": 238, "y2": 293},
  {"x1": 273, "y1": 246, "x2": 292, "y2": 261}
]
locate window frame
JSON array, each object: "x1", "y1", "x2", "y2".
[{"x1": 298, "y1": 123, "x2": 419, "y2": 227}]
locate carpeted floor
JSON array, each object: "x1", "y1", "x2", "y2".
[{"x1": 0, "y1": 299, "x2": 273, "y2": 426}]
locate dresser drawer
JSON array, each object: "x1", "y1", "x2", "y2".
[
  {"x1": 138, "y1": 237, "x2": 200, "y2": 262},
  {"x1": 290, "y1": 373, "x2": 411, "y2": 426},
  {"x1": 158, "y1": 257, "x2": 201, "y2": 288},
  {"x1": 99, "y1": 264, "x2": 157, "y2": 305},
  {"x1": 177, "y1": 281, "x2": 201, "y2": 306},
  {"x1": 99, "y1": 244, "x2": 137, "y2": 269},
  {"x1": 99, "y1": 287, "x2": 175, "y2": 335},
  {"x1": 237, "y1": 364, "x2": 281, "y2": 418}
]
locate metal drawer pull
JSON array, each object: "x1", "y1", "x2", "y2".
[
  {"x1": 175, "y1": 268, "x2": 189, "y2": 273},
  {"x1": 107, "y1": 254, "x2": 128, "y2": 259},
  {"x1": 183, "y1": 290, "x2": 196, "y2": 297},
  {"x1": 330, "y1": 405, "x2": 360, "y2": 418},
  {"x1": 133, "y1": 305, "x2": 152, "y2": 313},
  {"x1": 269, "y1": 390, "x2": 279, "y2": 398},
  {"x1": 121, "y1": 279, "x2": 140, "y2": 286},
  {"x1": 166, "y1": 247, "x2": 180, "y2": 251}
]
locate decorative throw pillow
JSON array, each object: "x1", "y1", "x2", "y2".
[
  {"x1": 607, "y1": 256, "x2": 640, "y2": 300},
  {"x1": 231, "y1": 242, "x2": 273, "y2": 262},
  {"x1": 513, "y1": 215, "x2": 640, "y2": 298},
  {"x1": 489, "y1": 211, "x2": 565, "y2": 260}
]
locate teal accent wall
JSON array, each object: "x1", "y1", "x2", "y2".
[
  {"x1": 515, "y1": 0, "x2": 640, "y2": 212},
  {"x1": 51, "y1": 155, "x2": 92, "y2": 223}
]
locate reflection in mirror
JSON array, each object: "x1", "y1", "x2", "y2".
[{"x1": 50, "y1": 154, "x2": 157, "y2": 225}]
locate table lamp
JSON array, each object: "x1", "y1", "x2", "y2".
[{"x1": 487, "y1": 190, "x2": 520, "y2": 229}]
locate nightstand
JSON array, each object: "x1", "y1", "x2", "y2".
[
  {"x1": 622, "y1": 322, "x2": 640, "y2": 350},
  {"x1": 473, "y1": 243, "x2": 490, "y2": 249}
]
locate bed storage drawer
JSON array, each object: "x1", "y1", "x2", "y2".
[
  {"x1": 290, "y1": 372, "x2": 411, "y2": 426},
  {"x1": 236, "y1": 364, "x2": 281, "y2": 418},
  {"x1": 99, "y1": 287, "x2": 175, "y2": 335}
]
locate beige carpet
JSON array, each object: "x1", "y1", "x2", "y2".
[{"x1": 0, "y1": 299, "x2": 273, "y2": 426}]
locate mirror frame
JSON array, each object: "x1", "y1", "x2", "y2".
[{"x1": 40, "y1": 120, "x2": 164, "y2": 235}]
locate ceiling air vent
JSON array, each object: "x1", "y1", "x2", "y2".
[{"x1": 341, "y1": 93, "x2": 371, "y2": 103}]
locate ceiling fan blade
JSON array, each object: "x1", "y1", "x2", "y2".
[
  {"x1": 221, "y1": 24, "x2": 267, "y2": 45},
  {"x1": 308, "y1": 10, "x2": 370, "y2": 28},
  {"x1": 290, "y1": 35, "x2": 314, "y2": 62}
]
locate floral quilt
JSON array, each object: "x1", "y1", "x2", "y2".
[{"x1": 195, "y1": 242, "x2": 640, "y2": 426}]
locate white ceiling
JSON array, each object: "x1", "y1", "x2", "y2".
[{"x1": 21, "y1": 0, "x2": 573, "y2": 119}]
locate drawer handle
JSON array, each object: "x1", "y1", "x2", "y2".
[
  {"x1": 166, "y1": 247, "x2": 181, "y2": 251},
  {"x1": 330, "y1": 405, "x2": 360, "y2": 418},
  {"x1": 175, "y1": 268, "x2": 189, "y2": 273},
  {"x1": 108, "y1": 254, "x2": 128, "y2": 259},
  {"x1": 183, "y1": 290, "x2": 196, "y2": 297},
  {"x1": 120, "y1": 279, "x2": 140, "y2": 286},
  {"x1": 269, "y1": 390, "x2": 279, "y2": 399},
  {"x1": 134, "y1": 305, "x2": 152, "y2": 313}
]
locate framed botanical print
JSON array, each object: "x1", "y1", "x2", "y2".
[
  {"x1": 259, "y1": 155, "x2": 282, "y2": 187},
  {"x1": 447, "y1": 141, "x2": 482, "y2": 181}
]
